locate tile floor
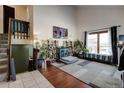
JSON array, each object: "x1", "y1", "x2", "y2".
[{"x1": 0, "y1": 70, "x2": 54, "y2": 88}]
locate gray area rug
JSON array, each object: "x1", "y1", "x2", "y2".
[
  {"x1": 52, "y1": 59, "x2": 122, "y2": 88},
  {"x1": 78, "y1": 61, "x2": 92, "y2": 67},
  {"x1": 90, "y1": 70, "x2": 122, "y2": 88}
]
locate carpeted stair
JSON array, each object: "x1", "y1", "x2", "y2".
[{"x1": 0, "y1": 34, "x2": 8, "y2": 81}]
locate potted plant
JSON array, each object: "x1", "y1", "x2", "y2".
[
  {"x1": 73, "y1": 40, "x2": 89, "y2": 57},
  {"x1": 39, "y1": 40, "x2": 53, "y2": 66}
]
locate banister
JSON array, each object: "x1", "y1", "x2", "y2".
[{"x1": 7, "y1": 18, "x2": 30, "y2": 81}]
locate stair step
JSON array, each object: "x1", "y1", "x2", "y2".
[
  {"x1": 0, "y1": 34, "x2": 8, "y2": 38},
  {"x1": 0, "y1": 34, "x2": 8, "y2": 82},
  {"x1": 0, "y1": 48, "x2": 7, "y2": 53},
  {"x1": 0, "y1": 44, "x2": 8, "y2": 48},
  {"x1": 0, "y1": 58, "x2": 8, "y2": 62},
  {"x1": 0, "y1": 73, "x2": 7, "y2": 81},
  {"x1": 0, "y1": 34, "x2": 8, "y2": 36},
  {"x1": 0, "y1": 36, "x2": 8, "y2": 40},
  {"x1": 0, "y1": 65, "x2": 7, "y2": 69},
  {"x1": 0, "y1": 53, "x2": 7, "y2": 55},
  {"x1": 0, "y1": 53, "x2": 8, "y2": 59},
  {"x1": 0, "y1": 40, "x2": 8, "y2": 44},
  {"x1": 0, "y1": 39, "x2": 8, "y2": 42},
  {"x1": 0, "y1": 65, "x2": 8, "y2": 74},
  {"x1": 0, "y1": 58, "x2": 8, "y2": 65}
]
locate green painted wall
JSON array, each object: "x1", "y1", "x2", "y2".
[{"x1": 11, "y1": 44, "x2": 33, "y2": 73}]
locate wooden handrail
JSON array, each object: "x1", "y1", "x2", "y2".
[{"x1": 7, "y1": 18, "x2": 12, "y2": 81}]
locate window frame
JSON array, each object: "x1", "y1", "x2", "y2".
[{"x1": 87, "y1": 30, "x2": 108, "y2": 54}]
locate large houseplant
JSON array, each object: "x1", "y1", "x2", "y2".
[
  {"x1": 73, "y1": 40, "x2": 89, "y2": 56},
  {"x1": 39, "y1": 40, "x2": 53, "y2": 60}
]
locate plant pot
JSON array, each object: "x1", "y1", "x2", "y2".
[{"x1": 46, "y1": 60, "x2": 51, "y2": 66}]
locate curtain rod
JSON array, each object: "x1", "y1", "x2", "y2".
[{"x1": 85, "y1": 25, "x2": 121, "y2": 32}]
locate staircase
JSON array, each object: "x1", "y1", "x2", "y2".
[
  {"x1": 0, "y1": 19, "x2": 30, "y2": 82},
  {"x1": 0, "y1": 34, "x2": 9, "y2": 81}
]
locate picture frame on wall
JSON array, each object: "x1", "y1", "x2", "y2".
[{"x1": 53, "y1": 26, "x2": 68, "y2": 39}]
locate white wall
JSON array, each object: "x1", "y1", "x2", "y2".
[
  {"x1": 77, "y1": 6, "x2": 124, "y2": 41},
  {"x1": 33, "y1": 5, "x2": 77, "y2": 45},
  {"x1": 14, "y1": 5, "x2": 29, "y2": 21}
]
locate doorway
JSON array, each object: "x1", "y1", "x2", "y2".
[{"x1": 3, "y1": 5, "x2": 15, "y2": 34}]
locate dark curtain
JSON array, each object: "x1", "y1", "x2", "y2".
[
  {"x1": 111, "y1": 26, "x2": 118, "y2": 65},
  {"x1": 84, "y1": 31, "x2": 87, "y2": 48},
  {"x1": 118, "y1": 49, "x2": 124, "y2": 71}
]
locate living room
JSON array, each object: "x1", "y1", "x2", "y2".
[
  {"x1": 0, "y1": 5, "x2": 124, "y2": 88},
  {"x1": 34, "y1": 5, "x2": 124, "y2": 88}
]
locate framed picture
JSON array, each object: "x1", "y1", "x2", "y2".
[{"x1": 53, "y1": 26, "x2": 68, "y2": 39}]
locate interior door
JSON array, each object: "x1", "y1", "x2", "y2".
[{"x1": 3, "y1": 5, "x2": 15, "y2": 33}]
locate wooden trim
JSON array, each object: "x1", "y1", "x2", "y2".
[{"x1": 7, "y1": 18, "x2": 12, "y2": 81}]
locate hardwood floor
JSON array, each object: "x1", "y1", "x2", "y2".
[{"x1": 39, "y1": 65, "x2": 91, "y2": 88}]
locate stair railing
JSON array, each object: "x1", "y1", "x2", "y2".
[{"x1": 7, "y1": 18, "x2": 30, "y2": 80}]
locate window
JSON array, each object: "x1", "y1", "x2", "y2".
[
  {"x1": 87, "y1": 34, "x2": 97, "y2": 53},
  {"x1": 87, "y1": 31, "x2": 112, "y2": 55}
]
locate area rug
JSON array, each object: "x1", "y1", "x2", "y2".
[
  {"x1": 78, "y1": 61, "x2": 92, "y2": 67},
  {"x1": 52, "y1": 59, "x2": 122, "y2": 88},
  {"x1": 90, "y1": 70, "x2": 122, "y2": 88}
]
